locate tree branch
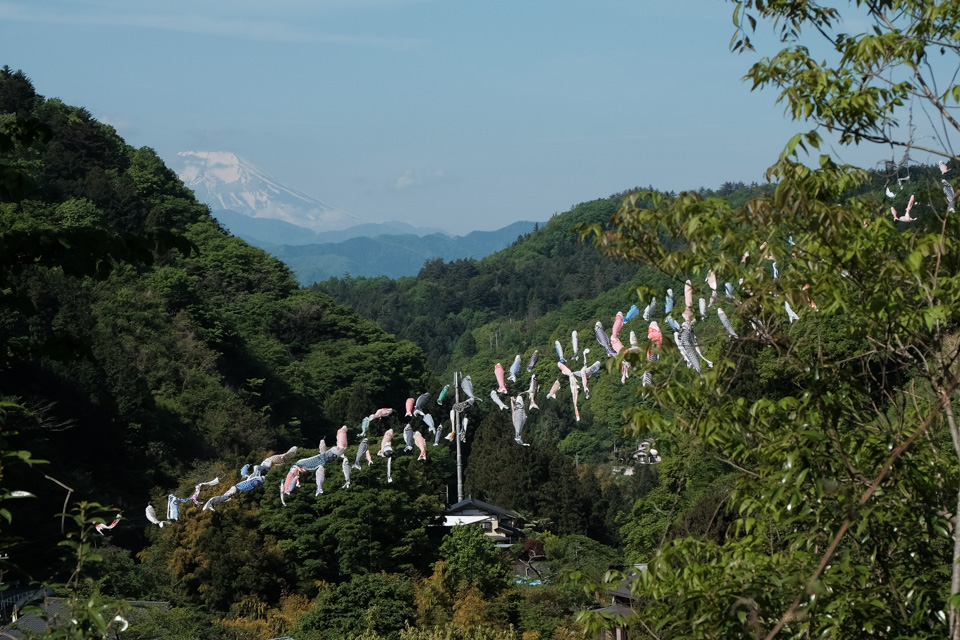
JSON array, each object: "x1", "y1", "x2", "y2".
[{"x1": 762, "y1": 367, "x2": 960, "y2": 640}]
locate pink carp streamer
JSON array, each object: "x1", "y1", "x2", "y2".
[{"x1": 495, "y1": 363, "x2": 507, "y2": 393}]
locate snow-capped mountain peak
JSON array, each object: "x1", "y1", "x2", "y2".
[{"x1": 175, "y1": 151, "x2": 362, "y2": 232}]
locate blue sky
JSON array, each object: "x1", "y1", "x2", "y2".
[{"x1": 1, "y1": 0, "x2": 890, "y2": 233}]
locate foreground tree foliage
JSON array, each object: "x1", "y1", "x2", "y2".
[{"x1": 577, "y1": 2, "x2": 960, "y2": 638}]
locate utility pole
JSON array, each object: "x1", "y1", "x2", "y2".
[{"x1": 454, "y1": 370, "x2": 464, "y2": 503}]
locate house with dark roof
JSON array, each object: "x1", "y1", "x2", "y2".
[
  {"x1": 0, "y1": 596, "x2": 169, "y2": 639},
  {"x1": 443, "y1": 497, "x2": 523, "y2": 547},
  {"x1": 0, "y1": 587, "x2": 50, "y2": 626},
  {"x1": 591, "y1": 564, "x2": 646, "y2": 640}
]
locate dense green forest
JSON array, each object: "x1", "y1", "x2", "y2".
[{"x1": 314, "y1": 181, "x2": 773, "y2": 376}]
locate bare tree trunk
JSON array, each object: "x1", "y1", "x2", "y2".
[
  {"x1": 941, "y1": 398, "x2": 960, "y2": 640},
  {"x1": 952, "y1": 484, "x2": 960, "y2": 640}
]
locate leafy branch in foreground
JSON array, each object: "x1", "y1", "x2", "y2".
[
  {"x1": 10, "y1": 500, "x2": 130, "y2": 640},
  {"x1": 581, "y1": 147, "x2": 960, "y2": 640},
  {"x1": 574, "y1": 2, "x2": 960, "y2": 637}
]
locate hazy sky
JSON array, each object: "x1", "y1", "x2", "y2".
[{"x1": 1, "y1": 0, "x2": 892, "y2": 233}]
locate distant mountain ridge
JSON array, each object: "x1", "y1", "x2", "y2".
[
  {"x1": 265, "y1": 220, "x2": 539, "y2": 283},
  {"x1": 173, "y1": 150, "x2": 541, "y2": 281},
  {"x1": 213, "y1": 209, "x2": 448, "y2": 246}
]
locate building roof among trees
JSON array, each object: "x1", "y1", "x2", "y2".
[{"x1": 446, "y1": 496, "x2": 518, "y2": 520}]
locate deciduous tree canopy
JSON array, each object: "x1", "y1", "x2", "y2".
[{"x1": 576, "y1": 2, "x2": 960, "y2": 638}]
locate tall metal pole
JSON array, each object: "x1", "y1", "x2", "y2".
[{"x1": 454, "y1": 370, "x2": 464, "y2": 503}]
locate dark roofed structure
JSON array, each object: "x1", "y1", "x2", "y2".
[
  {"x1": 1, "y1": 596, "x2": 169, "y2": 639},
  {"x1": 444, "y1": 496, "x2": 523, "y2": 547},
  {"x1": 591, "y1": 564, "x2": 647, "y2": 640}
]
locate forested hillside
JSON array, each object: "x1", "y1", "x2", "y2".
[
  {"x1": 0, "y1": 68, "x2": 465, "y2": 633},
  {"x1": 316, "y1": 132, "x2": 960, "y2": 640},
  {"x1": 316, "y1": 182, "x2": 774, "y2": 374},
  {"x1": 317, "y1": 197, "x2": 647, "y2": 373},
  {"x1": 0, "y1": 68, "x2": 644, "y2": 640},
  {"x1": 316, "y1": 183, "x2": 772, "y2": 488}
]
